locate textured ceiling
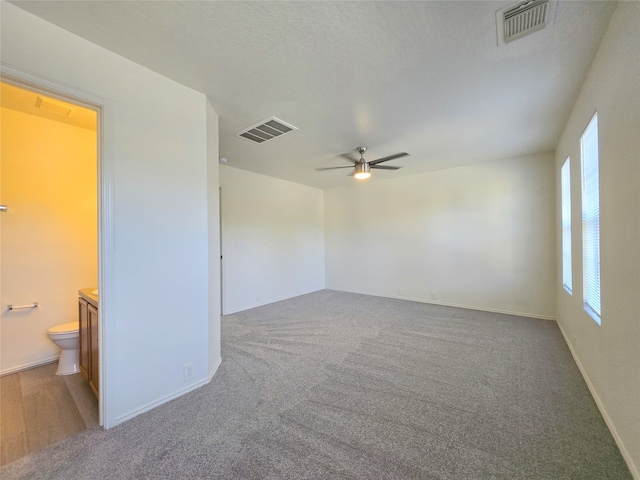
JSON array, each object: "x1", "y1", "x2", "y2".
[{"x1": 10, "y1": 1, "x2": 616, "y2": 189}]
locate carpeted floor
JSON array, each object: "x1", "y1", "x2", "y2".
[{"x1": 0, "y1": 290, "x2": 632, "y2": 479}]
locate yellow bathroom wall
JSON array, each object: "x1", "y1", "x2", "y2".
[{"x1": 0, "y1": 104, "x2": 97, "y2": 374}]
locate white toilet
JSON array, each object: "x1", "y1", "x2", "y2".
[{"x1": 47, "y1": 322, "x2": 80, "y2": 375}]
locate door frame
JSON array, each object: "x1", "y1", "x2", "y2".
[
  {"x1": 219, "y1": 186, "x2": 224, "y2": 315},
  {"x1": 1, "y1": 66, "x2": 114, "y2": 428}
]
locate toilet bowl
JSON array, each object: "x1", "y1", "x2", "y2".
[{"x1": 47, "y1": 322, "x2": 80, "y2": 375}]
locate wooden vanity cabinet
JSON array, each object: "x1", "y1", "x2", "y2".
[
  {"x1": 78, "y1": 296, "x2": 99, "y2": 398},
  {"x1": 88, "y1": 303, "x2": 99, "y2": 396},
  {"x1": 78, "y1": 298, "x2": 90, "y2": 378}
]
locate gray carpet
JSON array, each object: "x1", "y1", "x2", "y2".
[{"x1": 1, "y1": 290, "x2": 632, "y2": 479}]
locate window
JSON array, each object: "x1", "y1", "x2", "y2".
[
  {"x1": 581, "y1": 113, "x2": 600, "y2": 324},
  {"x1": 561, "y1": 157, "x2": 572, "y2": 293}
]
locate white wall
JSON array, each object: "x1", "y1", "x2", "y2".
[
  {"x1": 325, "y1": 153, "x2": 556, "y2": 319},
  {"x1": 0, "y1": 106, "x2": 97, "y2": 374},
  {"x1": 555, "y1": 2, "x2": 640, "y2": 477},
  {"x1": 1, "y1": 3, "x2": 217, "y2": 427},
  {"x1": 219, "y1": 165, "x2": 325, "y2": 314}
]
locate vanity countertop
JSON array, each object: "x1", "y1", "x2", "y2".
[{"x1": 79, "y1": 287, "x2": 98, "y2": 308}]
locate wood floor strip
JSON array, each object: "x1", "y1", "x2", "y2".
[
  {"x1": 64, "y1": 373, "x2": 99, "y2": 428},
  {"x1": 0, "y1": 363, "x2": 97, "y2": 467},
  {"x1": 22, "y1": 376, "x2": 87, "y2": 453},
  {"x1": 0, "y1": 374, "x2": 29, "y2": 466}
]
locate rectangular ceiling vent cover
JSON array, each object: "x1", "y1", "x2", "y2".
[
  {"x1": 496, "y1": 0, "x2": 557, "y2": 45},
  {"x1": 35, "y1": 96, "x2": 73, "y2": 117},
  {"x1": 235, "y1": 117, "x2": 298, "y2": 144}
]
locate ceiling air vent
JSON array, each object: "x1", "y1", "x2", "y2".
[
  {"x1": 35, "y1": 96, "x2": 73, "y2": 117},
  {"x1": 235, "y1": 117, "x2": 298, "y2": 144},
  {"x1": 496, "y1": 0, "x2": 557, "y2": 45}
]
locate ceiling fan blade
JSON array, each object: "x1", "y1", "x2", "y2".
[
  {"x1": 368, "y1": 152, "x2": 409, "y2": 165},
  {"x1": 315, "y1": 166, "x2": 355, "y2": 171},
  {"x1": 336, "y1": 152, "x2": 359, "y2": 164},
  {"x1": 371, "y1": 165, "x2": 401, "y2": 170}
]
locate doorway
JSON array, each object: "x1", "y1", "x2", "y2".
[{"x1": 0, "y1": 79, "x2": 101, "y2": 464}]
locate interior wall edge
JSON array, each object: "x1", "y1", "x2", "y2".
[
  {"x1": 205, "y1": 97, "x2": 221, "y2": 376},
  {"x1": 208, "y1": 357, "x2": 222, "y2": 383},
  {"x1": 556, "y1": 321, "x2": 640, "y2": 480}
]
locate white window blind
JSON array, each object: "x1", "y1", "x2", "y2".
[
  {"x1": 561, "y1": 158, "x2": 572, "y2": 293},
  {"x1": 581, "y1": 113, "x2": 601, "y2": 324}
]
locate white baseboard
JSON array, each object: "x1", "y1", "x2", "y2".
[
  {"x1": 222, "y1": 288, "x2": 325, "y2": 315},
  {"x1": 113, "y1": 357, "x2": 223, "y2": 428},
  {"x1": 557, "y1": 322, "x2": 639, "y2": 480},
  {"x1": 328, "y1": 288, "x2": 557, "y2": 321},
  {"x1": 114, "y1": 375, "x2": 210, "y2": 427},
  {"x1": 0, "y1": 355, "x2": 59, "y2": 377}
]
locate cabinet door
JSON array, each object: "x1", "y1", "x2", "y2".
[
  {"x1": 78, "y1": 298, "x2": 89, "y2": 378},
  {"x1": 88, "y1": 303, "x2": 99, "y2": 397}
]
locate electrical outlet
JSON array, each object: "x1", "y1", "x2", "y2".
[
  {"x1": 431, "y1": 291, "x2": 437, "y2": 300},
  {"x1": 183, "y1": 363, "x2": 194, "y2": 382},
  {"x1": 398, "y1": 289, "x2": 403, "y2": 297}
]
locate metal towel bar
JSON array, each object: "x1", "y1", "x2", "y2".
[{"x1": 7, "y1": 302, "x2": 38, "y2": 311}]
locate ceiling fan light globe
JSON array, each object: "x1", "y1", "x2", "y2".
[{"x1": 354, "y1": 162, "x2": 371, "y2": 180}]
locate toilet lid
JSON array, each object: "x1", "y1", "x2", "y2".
[{"x1": 48, "y1": 321, "x2": 79, "y2": 334}]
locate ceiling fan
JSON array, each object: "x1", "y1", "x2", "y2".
[{"x1": 316, "y1": 146, "x2": 409, "y2": 180}]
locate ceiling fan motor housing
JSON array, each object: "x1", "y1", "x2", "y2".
[{"x1": 355, "y1": 163, "x2": 370, "y2": 174}]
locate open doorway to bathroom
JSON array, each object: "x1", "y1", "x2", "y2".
[{"x1": 0, "y1": 80, "x2": 99, "y2": 466}]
